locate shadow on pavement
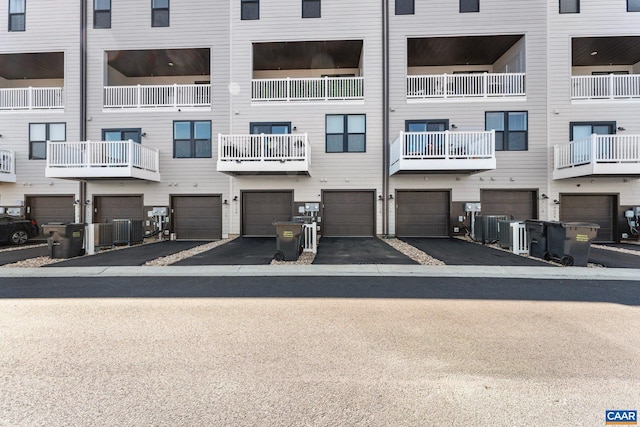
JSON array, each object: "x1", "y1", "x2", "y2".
[
  {"x1": 312, "y1": 237, "x2": 418, "y2": 265},
  {"x1": 401, "y1": 237, "x2": 552, "y2": 266},
  {"x1": 174, "y1": 237, "x2": 276, "y2": 265}
]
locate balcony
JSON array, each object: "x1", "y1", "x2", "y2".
[
  {"x1": 407, "y1": 73, "x2": 525, "y2": 100},
  {"x1": 0, "y1": 150, "x2": 16, "y2": 182},
  {"x1": 45, "y1": 140, "x2": 160, "y2": 181},
  {"x1": 252, "y1": 77, "x2": 364, "y2": 103},
  {"x1": 0, "y1": 87, "x2": 64, "y2": 110},
  {"x1": 571, "y1": 75, "x2": 640, "y2": 101},
  {"x1": 390, "y1": 130, "x2": 496, "y2": 175},
  {"x1": 104, "y1": 84, "x2": 210, "y2": 109},
  {"x1": 217, "y1": 133, "x2": 310, "y2": 176},
  {"x1": 554, "y1": 134, "x2": 640, "y2": 179}
]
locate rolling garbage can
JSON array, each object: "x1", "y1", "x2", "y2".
[
  {"x1": 42, "y1": 223, "x2": 86, "y2": 259},
  {"x1": 273, "y1": 221, "x2": 304, "y2": 261},
  {"x1": 524, "y1": 220, "x2": 548, "y2": 259},
  {"x1": 546, "y1": 221, "x2": 600, "y2": 267}
]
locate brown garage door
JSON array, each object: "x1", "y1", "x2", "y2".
[
  {"x1": 481, "y1": 190, "x2": 537, "y2": 220},
  {"x1": 560, "y1": 194, "x2": 616, "y2": 243},
  {"x1": 396, "y1": 190, "x2": 449, "y2": 237},
  {"x1": 242, "y1": 191, "x2": 293, "y2": 236},
  {"x1": 94, "y1": 195, "x2": 143, "y2": 223},
  {"x1": 322, "y1": 191, "x2": 375, "y2": 237},
  {"x1": 26, "y1": 195, "x2": 75, "y2": 237},
  {"x1": 172, "y1": 195, "x2": 222, "y2": 240}
]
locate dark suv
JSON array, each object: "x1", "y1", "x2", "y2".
[{"x1": 0, "y1": 215, "x2": 40, "y2": 245}]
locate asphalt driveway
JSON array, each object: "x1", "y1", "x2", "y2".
[
  {"x1": 0, "y1": 244, "x2": 49, "y2": 266},
  {"x1": 588, "y1": 246, "x2": 640, "y2": 268},
  {"x1": 174, "y1": 237, "x2": 276, "y2": 265},
  {"x1": 46, "y1": 241, "x2": 206, "y2": 267},
  {"x1": 312, "y1": 237, "x2": 418, "y2": 265},
  {"x1": 401, "y1": 237, "x2": 551, "y2": 266}
]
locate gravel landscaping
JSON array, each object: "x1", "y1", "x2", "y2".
[
  {"x1": 144, "y1": 238, "x2": 236, "y2": 266},
  {"x1": 380, "y1": 237, "x2": 446, "y2": 265}
]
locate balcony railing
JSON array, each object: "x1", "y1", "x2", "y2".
[
  {"x1": 407, "y1": 73, "x2": 525, "y2": 100},
  {"x1": 554, "y1": 134, "x2": 640, "y2": 179},
  {"x1": 0, "y1": 149, "x2": 16, "y2": 182},
  {"x1": 390, "y1": 130, "x2": 496, "y2": 175},
  {"x1": 0, "y1": 87, "x2": 64, "y2": 110},
  {"x1": 45, "y1": 140, "x2": 160, "y2": 181},
  {"x1": 104, "y1": 84, "x2": 211, "y2": 109},
  {"x1": 217, "y1": 133, "x2": 311, "y2": 175},
  {"x1": 252, "y1": 77, "x2": 364, "y2": 102},
  {"x1": 571, "y1": 75, "x2": 640, "y2": 100}
]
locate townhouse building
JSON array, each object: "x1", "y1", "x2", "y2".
[{"x1": 1, "y1": 0, "x2": 638, "y2": 243}]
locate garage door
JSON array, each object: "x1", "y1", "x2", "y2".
[
  {"x1": 25, "y1": 195, "x2": 75, "y2": 237},
  {"x1": 560, "y1": 194, "x2": 615, "y2": 243},
  {"x1": 322, "y1": 191, "x2": 375, "y2": 237},
  {"x1": 242, "y1": 191, "x2": 293, "y2": 236},
  {"x1": 94, "y1": 195, "x2": 143, "y2": 223},
  {"x1": 172, "y1": 195, "x2": 222, "y2": 240},
  {"x1": 481, "y1": 190, "x2": 537, "y2": 220},
  {"x1": 395, "y1": 190, "x2": 449, "y2": 237}
]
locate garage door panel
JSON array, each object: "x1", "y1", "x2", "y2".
[
  {"x1": 243, "y1": 192, "x2": 293, "y2": 236},
  {"x1": 396, "y1": 191, "x2": 449, "y2": 237},
  {"x1": 172, "y1": 196, "x2": 222, "y2": 240},
  {"x1": 323, "y1": 191, "x2": 374, "y2": 237},
  {"x1": 95, "y1": 196, "x2": 143, "y2": 223},
  {"x1": 481, "y1": 190, "x2": 536, "y2": 220},
  {"x1": 26, "y1": 196, "x2": 75, "y2": 237},
  {"x1": 560, "y1": 195, "x2": 615, "y2": 242}
]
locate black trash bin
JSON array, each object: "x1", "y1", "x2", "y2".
[
  {"x1": 525, "y1": 220, "x2": 548, "y2": 259},
  {"x1": 546, "y1": 221, "x2": 600, "y2": 267},
  {"x1": 273, "y1": 221, "x2": 304, "y2": 261},
  {"x1": 42, "y1": 223, "x2": 86, "y2": 259}
]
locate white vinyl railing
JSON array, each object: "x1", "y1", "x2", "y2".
[
  {"x1": 104, "y1": 84, "x2": 211, "y2": 108},
  {"x1": 555, "y1": 134, "x2": 640, "y2": 169},
  {"x1": 47, "y1": 140, "x2": 159, "y2": 172},
  {"x1": 218, "y1": 133, "x2": 309, "y2": 162},
  {"x1": 391, "y1": 130, "x2": 495, "y2": 162},
  {"x1": 0, "y1": 87, "x2": 64, "y2": 110},
  {"x1": 407, "y1": 73, "x2": 525, "y2": 99},
  {"x1": 0, "y1": 149, "x2": 15, "y2": 175},
  {"x1": 303, "y1": 222, "x2": 318, "y2": 254},
  {"x1": 572, "y1": 75, "x2": 640, "y2": 100},
  {"x1": 252, "y1": 77, "x2": 364, "y2": 102},
  {"x1": 510, "y1": 222, "x2": 528, "y2": 255}
]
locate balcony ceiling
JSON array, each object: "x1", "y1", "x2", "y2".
[
  {"x1": 0, "y1": 52, "x2": 64, "y2": 80},
  {"x1": 407, "y1": 35, "x2": 523, "y2": 67},
  {"x1": 573, "y1": 37, "x2": 640, "y2": 66},
  {"x1": 107, "y1": 48, "x2": 210, "y2": 78},
  {"x1": 253, "y1": 40, "x2": 363, "y2": 70}
]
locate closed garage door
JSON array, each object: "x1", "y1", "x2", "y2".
[
  {"x1": 560, "y1": 194, "x2": 616, "y2": 242},
  {"x1": 172, "y1": 195, "x2": 222, "y2": 240},
  {"x1": 26, "y1": 195, "x2": 75, "y2": 237},
  {"x1": 242, "y1": 191, "x2": 293, "y2": 236},
  {"x1": 396, "y1": 190, "x2": 449, "y2": 237},
  {"x1": 481, "y1": 190, "x2": 537, "y2": 220},
  {"x1": 322, "y1": 191, "x2": 375, "y2": 237},
  {"x1": 94, "y1": 196, "x2": 143, "y2": 223}
]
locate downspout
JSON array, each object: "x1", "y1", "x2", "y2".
[
  {"x1": 79, "y1": 0, "x2": 87, "y2": 223},
  {"x1": 382, "y1": 0, "x2": 390, "y2": 235}
]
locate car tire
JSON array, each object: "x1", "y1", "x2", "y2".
[{"x1": 9, "y1": 230, "x2": 29, "y2": 245}]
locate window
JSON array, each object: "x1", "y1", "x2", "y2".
[
  {"x1": 152, "y1": 0, "x2": 169, "y2": 26},
  {"x1": 570, "y1": 122, "x2": 615, "y2": 141},
  {"x1": 102, "y1": 129, "x2": 142, "y2": 143},
  {"x1": 460, "y1": 0, "x2": 479, "y2": 13},
  {"x1": 250, "y1": 123, "x2": 291, "y2": 134},
  {"x1": 395, "y1": 0, "x2": 414, "y2": 15},
  {"x1": 173, "y1": 121, "x2": 211, "y2": 158},
  {"x1": 485, "y1": 112, "x2": 528, "y2": 151},
  {"x1": 94, "y1": 0, "x2": 111, "y2": 28},
  {"x1": 326, "y1": 114, "x2": 366, "y2": 153},
  {"x1": 302, "y1": 0, "x2": 320, "y2": 18},
  {"x1": 29, "y1": 123, "x2": 65, "y2": 160},
  {"x1": 9, "y1": 0, "x2": 25, "y2": 31},
  {"x1": 241, "y1": 0, "x2": 259, "y2": 20},
  {"x1": 405, "y1": 120, "x2": 449, "y2": 132},
  {"x1": 628, "y1": 0, "x2": 640, "y2": 11},
  {"x1": 559, "y1": 0, "x2": 579, "y2": 13}
]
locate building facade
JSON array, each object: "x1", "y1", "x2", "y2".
[{"x1": 1, "y1": 0, "x2": 639, "y2": 242}]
